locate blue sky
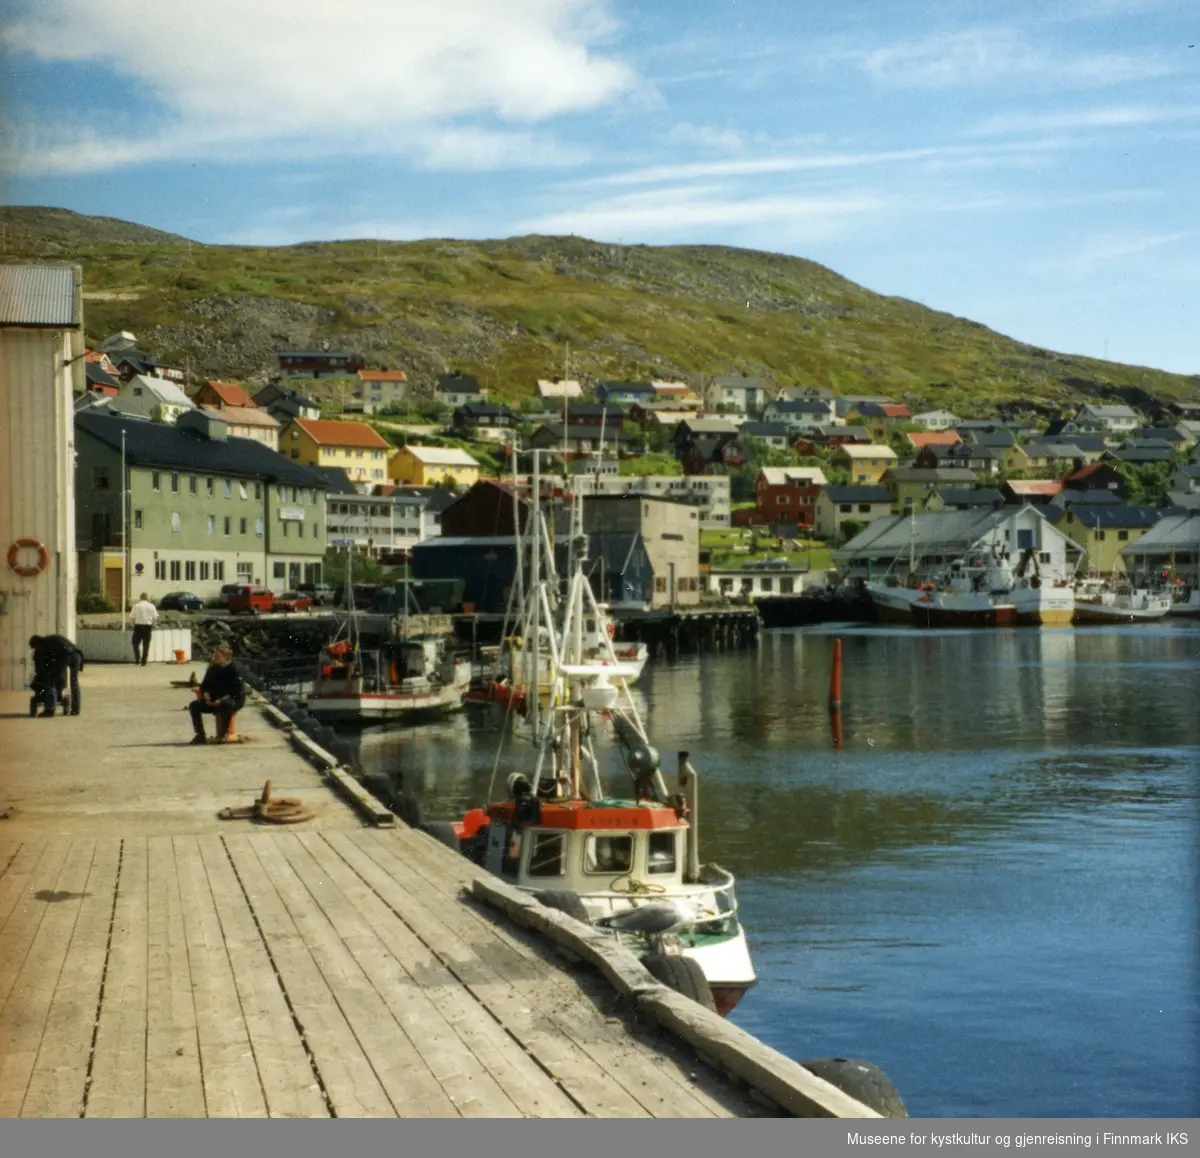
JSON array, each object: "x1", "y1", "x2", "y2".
[{"x1": 2, "y1": 0, "x2": 1197, "y2": 375}]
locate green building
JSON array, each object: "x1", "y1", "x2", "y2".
[{"x1": 75, "y1": 408, "x2": 327, "y2": 608}]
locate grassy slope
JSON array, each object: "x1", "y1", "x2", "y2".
[{"x1": 3, "y1": 207, "x2": 1196, "y2": 414}]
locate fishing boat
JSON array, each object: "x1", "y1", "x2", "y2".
[
  {"x1": 306, "y1": 572, "x2": 471, "y2": 723},
  {"x1": 1166, "y1": 582, "x2": 1200, "y2": 617},
  {"x1": 909, "y1": 558, "x2": 1017, "y2": 628},
  {"x1": 437, "y1": 454, "x2": 756, "y2": 1015},
  {"x1": 1072, "y1": 578, "x2": 1171, "y2": 624}
]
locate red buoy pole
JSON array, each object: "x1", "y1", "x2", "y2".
[{"x1": 828, "y1": 636, "x2": 843, "y2": 712}]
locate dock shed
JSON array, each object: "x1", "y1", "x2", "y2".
[{"x1": 0, "y1": 264, "x2": 83, "y2": 690}]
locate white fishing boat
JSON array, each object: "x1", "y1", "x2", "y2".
[
  {"x1": 437, "y1": 452, "x2": 756, "y2": 1015},
  {"x1": 306, "y1": 571, "x2": 471, "y2": 723},
  {"x1": 1166, "y1": 583, "x2": 1200, "y2": 617},
  {"x1": 1072, "y1": 578, "x2": 1171, "y2": 624}
]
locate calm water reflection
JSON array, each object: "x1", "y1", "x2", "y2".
[{"x1": 351, "y1": 621, "x2": 1200, "y2": 1117}]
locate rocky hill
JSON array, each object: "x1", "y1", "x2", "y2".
[{"x1": 2, "y1": 206, "x2": 1195, "y2": 416}]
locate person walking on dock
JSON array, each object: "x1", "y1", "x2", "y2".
[
  {"x1": 189, "y1": 643, "x2": 245, "y2": 744},
  {"x1": 28, "y1": 633, "x2": 85, "y2": 717},
  {"x1": 129, "y1": 592, "x2": 158, "y2": 665}
]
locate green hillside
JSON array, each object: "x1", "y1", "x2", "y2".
[{"x1": 2, "y1": 206, "x2": 1195, "y2": 415}]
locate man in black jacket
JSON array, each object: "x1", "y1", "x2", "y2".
[
  {"x1": 29, "y1": 634, "x2": 85, "y2": 717},
  {"x1": 188, "y1": 643, "x2": 245, "y2": 744}
]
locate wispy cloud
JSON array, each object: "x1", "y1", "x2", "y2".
[
  {"x1": 974, "y1": 103, "x2": 1200, "y2": 135},
  {"x1": 853, "y1": 27, "x2": 1179, "y2": 89},
  {"x1": 1032, "y1": 230, "x2": 1192, "y2": 276},
  {"x1": 0, "y1": 0, "x2": 638, "y2": 173},
  {"x1": 665, "y1": 123, "x2": 747, "y2": 153},
  {"x1": 520, "y1": 184, "x2": 890, "y2": 242}
]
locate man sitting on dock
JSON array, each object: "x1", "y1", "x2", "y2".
[{"x1": 188, "y1": 643, "x2": 245, "y2": 744}]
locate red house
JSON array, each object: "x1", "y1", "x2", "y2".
[{"x1": 734, "y1": 466, "x2": 828, "y2": 529}]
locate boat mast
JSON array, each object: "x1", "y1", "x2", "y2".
[{"x1": 529, "y1": 448, "x2": 541, "y2": 780}]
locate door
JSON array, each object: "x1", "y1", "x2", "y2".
[
  {"x1": 289, "y1": 562, "x2": 302, "y2": 588},
  {"x1": 104, "y1": 567, "x2": 123, "y2": 609}
]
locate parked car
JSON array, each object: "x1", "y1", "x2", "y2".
[
  {"x1": 217, "y1": 583, "x2": 241, "y2": 608},
  {"x1": 275, "y1": 591, "x2": 313, "y2": 613},
  {"x1": 298, "y1": 582, "x2": 335, "y2": 606},
  {"x1": 227, "y1": 585, "x2": 275, "y2": 615},
  {"x1": 159, "y1": 591, "x2": 203, "y2": 612}
]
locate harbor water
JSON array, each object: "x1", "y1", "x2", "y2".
[{"x1": 349, "y1": 621, "x2": 1200, "y2": 1118}]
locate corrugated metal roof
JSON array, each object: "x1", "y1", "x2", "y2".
[
  {"x1": 834, "y1": 507, "x2": 1025, "y2": 558},
  {"x1": 0, "y1": 264, "x2": 79, "y2": 327},
  {"x1": 1119, "y1": 512, "x2": 1200, "y2": 551}
]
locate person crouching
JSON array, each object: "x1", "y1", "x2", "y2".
[{"x1": 189, "y1": 643, "x2": 245, "y2": 744}]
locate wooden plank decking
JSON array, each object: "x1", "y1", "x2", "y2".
[{"x1": 0, "y1": 828, "x2": 769, "y2": 1119}]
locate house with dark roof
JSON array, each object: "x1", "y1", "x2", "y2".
[
  {"x1": 708, "y1": 375, "x2": 767, "y2": 414},
  {"x1": 1045, "y1": 502, "x2": 1161, "y2": 574},
  {"x1": 594, "y1": 380, "x2": 655, "y2": 406},
  {"x1": 277, "y1": 350, "x2": 365, "y2": 379},
  {"x1": 673, "y1": 417, "x2": 744, "y2": 475},
  {"x1": 452, "y1": 401, "x2": 516, "y2": 441},
  {"x1": 1063, "y1": 462, "x2": 1126, "y2": 498},
  {"x1": 527, "y1": 421, "x2": 626, "y2": 457},
  {"x1": 75, "y1": 408, "x2": 329, "y2": 601},
  {"x1": 762, "y1": 398, "x2": 831, "y2": 432},
  {"x1": 914, "y1": 442, "x2": 1004, "y2": 477},
  {"x1": 254, "y1": 384, "x2": 321, "y2": 421},
  {"x1": 794, "y1": 425, "x2": 872, "y2": 454},
  {"x1": 924, "y1": 488, "x2": 1005, "y2": 512},
  {"x1": 437, "y1": 373, "x2": 485, "y2": 409},
  {"x1": 814, "y1": 485, "x2": 893, "y2": 541},
  {"x1": 1104, "y1": 444, "x2": 1176, "y2": 465}
]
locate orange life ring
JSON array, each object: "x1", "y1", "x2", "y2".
[
  {"x1": 605, "y1": 621, "x2": 615, "y2": 639},
  {"x1": 7, "y1": 538, "x2": 49, "y2": 577}
]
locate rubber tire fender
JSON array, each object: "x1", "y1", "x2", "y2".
[
  {"x1": 799, "y1": 1057, "x2": 908, "y2": 1118},
  {"x1": 422, "y1": 820, "x2": 461, "y2": 852},
  {"x1": 534, "y1": 889, "x2": 590, "y2": 923},
  {"x1": 392, "y1": 789, "x2": 423, "y2": 828},
  {"x1": 641, "y1": 952, "x2": 717, "y2": 1013}
]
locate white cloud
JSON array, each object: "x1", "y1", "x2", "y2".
[
  {"x1": 0, "y1": 0, "x2": 637, "y2": 172},
  {"x1": 856, "y1": 27, "x2": 1179, "y2": 89}
]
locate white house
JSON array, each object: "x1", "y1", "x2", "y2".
[
  {"x1": 536, "y1": 378, "x2": 583, "y2": 401},
  {"x1": 115, "y1": 374, "x2": 194, "y2": 424},
  {"x1": 708, "y1": 375, "x2": 767, "y2": 413},
  {"x1": 762, "y1": 398, "x2": 831, "y2": 432},
  {"x1": 1076, "y1": 404, "x2": 1141, "y2": 435},
  {"x1": 0, "y1": 264, "x2": 82, "y2": 691},
  {"x1": 912, "y1": 408, "x2": 961, "y2": 430},
  {"x1": 437, "y1": 373, "x2": 485, "y2": 410}
]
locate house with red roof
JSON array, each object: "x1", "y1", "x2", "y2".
[
  {"x1": 280, "y1": 417, "x2": 392, "y2": 488},
  {"x1": 194, "y1": 379, "x2": 257, "y2": 409}
]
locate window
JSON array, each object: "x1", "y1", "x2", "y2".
[
  {"x1": 206, "y1": 515, "x2": 215, "y2": 535},
  {"x1": 719, "y1": 578, "x2": 733, "y2": 592},
  {"x1": 292, "y1": 429, "x2": 300, "y2": 439},
  {"x1": 256, "y1": 518, "x2": 264, "y2": 536},
  {"x1": 254, "y1": 482, "x2": 262, "y2": 499},
  {"x1": 224, "y1": 517, "x2": 231, "y2": 535},
  {"x1": 240, "y1": 517, "x2": 247, "y2": 534},
  {"x1": 169, "y1": 560, "x2": 181, "y2": 581},
  {"x1": 1118, "y1": 530, "x2": 1129, "y2": 541},
  {"x1": 223, "y1": 479, "x2": 232, "y2": 498},
  {"x1": 206, "y1": 477, "x2": 214, "y2": 495},
  {"x1": 214, "y1": 561, "x2": 225, "y2": 580},
  {"x1": 200, "y1": 561, "x2": 210, "y2": 580},
  {"x1": 654, "y1": 576, "x2": 667, "y2": 593},
  {"x1": 584, "y1": 834, "x2": 632, "y2": 874},
  {"x1": 151, "y1": 471, "x2": 161, "y2": 491},
  {"x1": 780, "y1": 577, "x2": 794, "y2": 594},
  {"x1": 273, "y1": 562, "x2": 286, "y2": 579},
  {"x1": 647, "y1": 832, "x2": 677, "y2": 875},
  {"x1": 133, "y1": 509, "x2": 143, "y2": 529},
  {"x1": 171, "y1": 512, "x2": 182, "y2": 533},
  {"x1": 858, "y1": 504, "x2": 871, "y2": 513},
  {"x1": 312, "y1": 523, "x2": 319, "y2": 538},
  {"x1": 283, "y1": 522, "x2": 291, "y2": 537},
  {"x1": 185, "y1": 561, "x2": 196, "y2": 581},
  {"x1": 188, "y1": 475, "x2": 197, "y2": 494},
  {"x1": 236, "y1": 562, "x2": 252, "y2": 579},
  {"x1": 170, "y1": 472, "x2": 180, "y2": 493},
  {"x1": 154, "y1": 560, "x2": 166, "y2": 580},
  {"x1": 839, "y1": 504, "x2": 852, "y2": 514},
  {"x1": 662, "y1": 531, "x2": 684, "y2": 540},
  {"x1": 92, "y1": 466, "x2": 110, "y2": 490},
  {"x1": 239, "y1": 482, "x2": 248, "y2": 500},
  {"x1": 527, "y1": 832, "x2": 566, "y2": 877}
]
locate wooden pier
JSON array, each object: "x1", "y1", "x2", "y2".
[{"x1": 0, "y1": 664, "x2": 879, "y2": 1119}]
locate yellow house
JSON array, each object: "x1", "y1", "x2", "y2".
[
  {"x1": 389, "y1": 445, "x2": 481, "y2": 487},
  {"x1": 280, "y1": 417, "x2": 391, "y2": 486},
  {"x1": 1053, "y1": 505, "x2": 1160, "y2": 575},
  {"x1": 832, "y1": 443, "x2": 898, "y2": 484}
]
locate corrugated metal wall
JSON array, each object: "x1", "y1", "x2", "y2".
[{"x1": 0, "y1": 328, "x2": 79, "y2": 690}]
